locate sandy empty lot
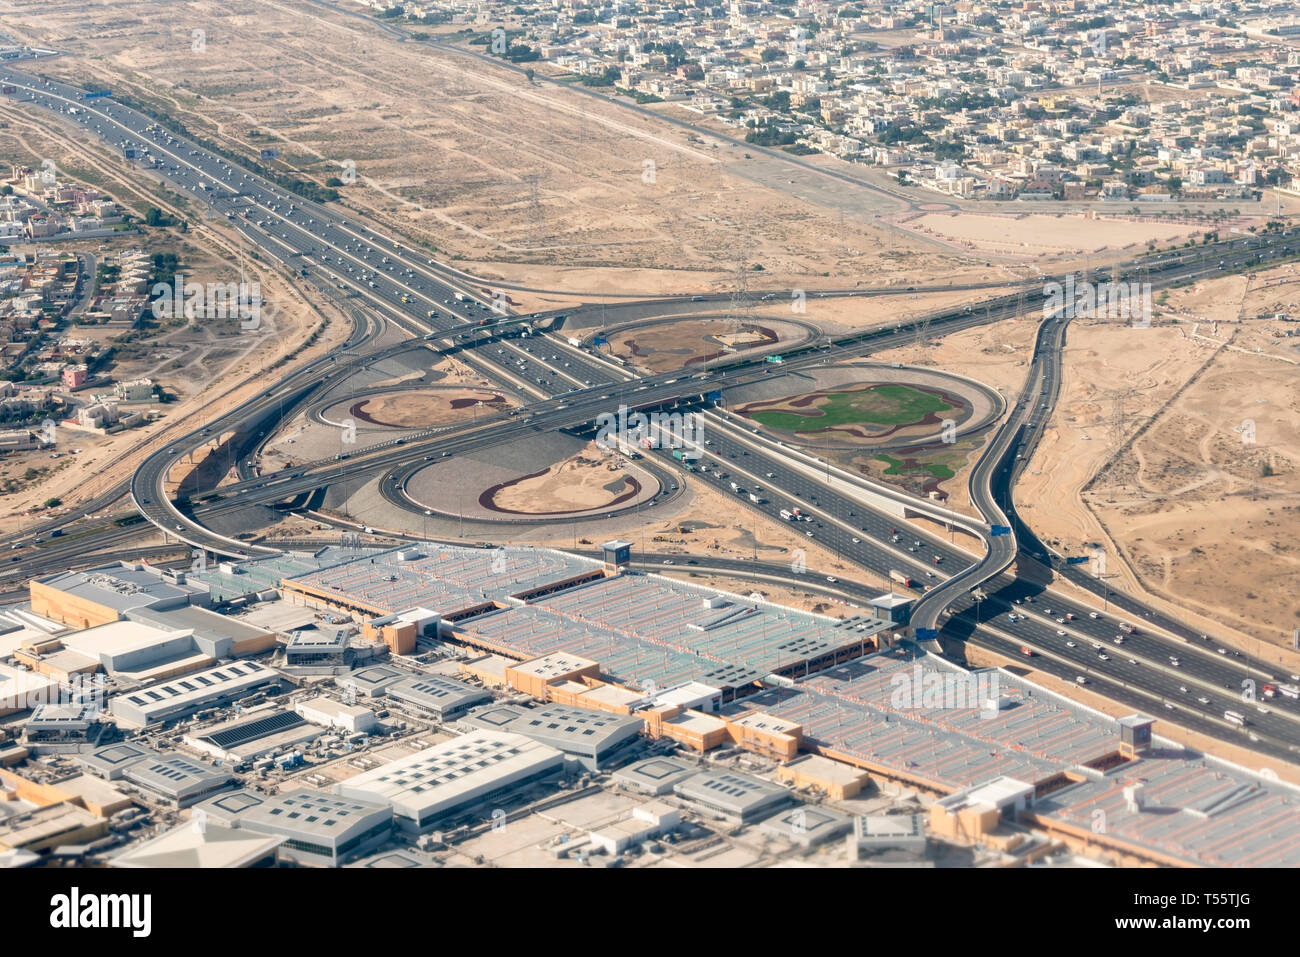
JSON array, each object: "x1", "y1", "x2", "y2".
[
  {"x1": 910, "y1": 210, "x2": 1205, "y2": 257},
  {"x1": 1016, "y1": 284, "x2": 1300, "y2": 652},
  {"x1": 488, "y1": 451, "x2": 642, "y2": 515},
  {"x1": 609, "y1": 319, "x2": 788, "y2": 373},
  {"x1": 350, "y1": 388, "x2": 509, "y2": 429}
]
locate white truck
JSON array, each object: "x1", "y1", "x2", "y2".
[{"x1": 779, "y1": 509, "x2": 794, "y2": 521}]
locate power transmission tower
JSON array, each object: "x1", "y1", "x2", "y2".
[
  {"x1": 1106, "y1": 385, "x2": 1139, "y2": 451},
  {"x1": 728, "y1": 241, "x2": 757, "y2": 335},
  {"x1": 523, "y1": 172, "x2": 542, "y2": 235},
  {"x1": 914, "y1": 314, "x2": 932, "y2": 350}
]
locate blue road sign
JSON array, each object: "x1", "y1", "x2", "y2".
[
  {"x1": 1066, "y1": 555, "x2": 1090, "y2": 565},
  {"x1": 990, "y1": 525, "x2": 1011, "y2": 537},
  {"x1": 915, "y1": 627, "x2": 938, "y2": 641},
  {"x1": 84, "y1": 90, "x2": 110, "y2": 98}
]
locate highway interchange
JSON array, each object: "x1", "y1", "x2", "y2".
[{"x1": 4, "y1": 61, "x2": 1300, "y2": 766}]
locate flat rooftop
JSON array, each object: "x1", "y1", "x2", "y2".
[
  {"x1": 759, "y1": 804, "x2": 853, "y2": 845},
  {"x1": 232, "y1": 600, "x2": 318, "y2": 635},
  {"x1": 280, "y1": 546, "x2": 596, "y2": 616},
  {"x1": 452, "y1": 573, "x2": 885, "y2": 693},
  {"x1": 112, "y1": 660, "x2": 279, "y2": 724},
  {"x1": 26, "y1": 702, "x2": 101, "y2": 731},
  {"x1": 334, "y1": 729, "x2": 564, "y2": 823},
  {"x1": 195, "y1": 786, "x2": 392, "y2": 846},
  {"x1": 0, "y1": 802, "x2": 102, "y2": 850},
  {"x1": 35, "y1": 564, "x2": 206, "y2": 613},
  {"x1": 124, "y1": 754, "x2": 233, "y2": 800},
  {"x1": 611, "y1": 756, "x2": 699, "y2": 795},
  {"x1": 726, "y1": 647, "x2": 1115, "y2": 790},
  {"x1": 462, "y1": 702, "x2": 643, "y2": 758},
  {"x1": 188, "y1": 709, "x2": 317, "y2": 760},
  {"x1": 129, "y1": 605, "x2": 270, "y2": 644},
  {"x1": 191, "y1": 549, "x2": 364, "y2": 603},
  {"x1": 344, "y1": 664, "x2": 413, "y2": 697},
  {"x1": 77, "y1": 742, "x2": 158, "y2": 779},
  {"x1": 58, "y1": 620, "x2": 173, "y2": 659},
  {"x1": 204, "y1": 544, "x2": 887, "y2": 695},
  {"x1": 723, "y1": 646, "x2": 1300, "y2": 867},
  {"x1": 386, "y1": 674, "x2": 491, "y2": 716},
  {"x1": 673, "y1": 769, "x2": 792, "y2": 820}
]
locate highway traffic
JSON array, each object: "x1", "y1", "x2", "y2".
[{"x1": 5, "y1": 65, "x2": 1300, "y2": 762}]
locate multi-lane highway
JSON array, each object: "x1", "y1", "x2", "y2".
[{"x1": 909, "y1": 307, "x2": 1072, "y2": 636}]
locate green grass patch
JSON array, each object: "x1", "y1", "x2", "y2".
[
  {"x1": 876, "y1": 454, "x2": 955, "y2": 480},
  {"x1": 750, "y1": 384, "x2": 954, "y2": 432}
]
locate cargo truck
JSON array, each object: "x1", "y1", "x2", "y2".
[{"x1": 890, "y1": 570, "x2": 914, "y2": 588}]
